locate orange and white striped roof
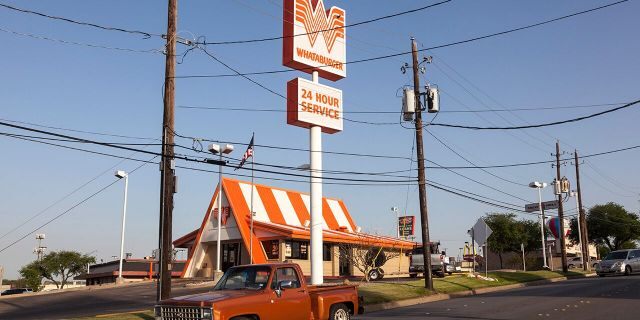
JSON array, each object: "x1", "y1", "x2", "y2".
[{"x1": 227, "y1": 178, "x2": 357, "y2": 232}]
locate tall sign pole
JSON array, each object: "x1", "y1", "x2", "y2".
[
  {"x1": 412, "y1": 38, "x2": 433, "y2": 290},
  {"x1": 283, "y1": 0, "x2": 346, "y2": 285},
  {"x1": 158, "y1": 0, "x2": 177, "y2": 301},
  {"x1": 574, "y1": 150, "x2": 590, "y2": 271},
  {"x1": 555, "y1": 141, "x2": 568, "y2": 273}
]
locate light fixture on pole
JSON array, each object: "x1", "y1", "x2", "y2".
[
  {"x1": 115, "y1": 170, "x2": 129, "y2": 284},
  {"x1": 208, "y1": 143, "x2": 233, "y2": 276},
  {"x1": 529, "y1": 181, "x2": 549, "y2": 269}
]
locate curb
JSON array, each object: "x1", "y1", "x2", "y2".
[{"x1": 365, "y1": 273, "x2": 596, "y2": 313}]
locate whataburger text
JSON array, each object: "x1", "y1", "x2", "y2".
[{"x1": 287, "y1": 78, "x2": 343, "y2": 134}]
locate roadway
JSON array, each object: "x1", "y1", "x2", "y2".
[
  {"x1": 0, "y1": 280, "x2": 210, "y2": 319},
  {"x1": 357, "y1": 275, "x2": 640, "y2": 320}
]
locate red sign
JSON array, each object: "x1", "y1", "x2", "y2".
[
  {"x1": 283, "y1": 0, "x2": 346, "y2": 81},
  {"x1": 398, "y1": 216, "x2": 415, "y2": 237}
]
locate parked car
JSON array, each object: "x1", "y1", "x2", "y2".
[
  {"x1": 155, "y1": 263, "x2": 363, "y2": 320},
  {"x1": 596, "y1": 249, "x2": 640, "y2": 277},
  {"x1": 567, "y1": 257, "x2": 583, "y2": 269},
  {"x1": 0, "y1": 288, "x2": 33, "y2": 296}
]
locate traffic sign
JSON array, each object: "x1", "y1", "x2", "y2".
[{"x1": 524, "y1": 200, "x2": 559, "y2": 213}]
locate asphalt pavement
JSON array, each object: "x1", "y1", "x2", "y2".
[
  {"x1": 357, "y1": 274, "x2": 640, "y2": 320},
  {"x1": 0, "y1": 280, "x2": 211, "y2": 319}
]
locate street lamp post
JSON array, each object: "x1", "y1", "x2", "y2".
[
  {"x1": 208, "y1": 143, "x2": 234, "y2": 277},
  {"x1": 529, "y1": 181, "x2": 548, "y2": 269},
  {"x1": 115, "y1": 170, "x2": 129, "y2": 283},
  {"x1": 571, "y1": 191, "x2": 584, "y2": 267}
]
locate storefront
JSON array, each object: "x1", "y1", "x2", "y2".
[{"x1": 174, "y1": 178, "x2": 415, "y2": 278}]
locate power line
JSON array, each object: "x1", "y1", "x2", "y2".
[
  {"x1": 0, "y1": 155, "x2": 157, "y2": 254},
  {"x1": 175, "y1": 0, "x2": 629, "y2": 79},
  {"x1": 430, "y1": 99, "x2": 640, "y2": 130},
  {"x1": 0, "y1": 2, "x2": 159, "y2": 38},
  {"x1": 197, "y1": 0, "x2": 452, "y2": 45},
  {"x1": 0, "y1": 26, "x2": 162, "y2": 54}
]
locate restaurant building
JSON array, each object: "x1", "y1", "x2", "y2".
[{"x1": 174, "y1": 178, "x2": 415, "y2": 278}]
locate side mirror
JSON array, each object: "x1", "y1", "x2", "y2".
[{"x1": 274, "y1": 280, "x2": 294, "y2": 297}]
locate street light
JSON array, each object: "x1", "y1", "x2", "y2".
[
  {"x1": 529, "y1": 181, "x2": 549, "y2": 269},
  {"x1": 208, "y1": 143, "x2": 234, "y2": 276},
  {"x1": 115, "y1": 170, "x2": 129, "y2": 283},
  {"x1": 570, "y1": 190, "x2": 584, "y2": 268}
]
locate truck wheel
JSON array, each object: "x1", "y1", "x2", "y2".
[
  {"x1": 368, "y1": 269, "x2": 381, "y2": 281},
  {"x1": 329, "y1": 303, "x2": 350, "y2": 320},
  {"x1": 409, "y1": 273, "x2": 418, "y2": 278},
  {"x1": 625, "y1": 266, "x2": 632, "y2": 276}
]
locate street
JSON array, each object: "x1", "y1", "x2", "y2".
[
  {"x1": 0, "y1": 280, "x2": 210, "y2": 319},
  {"x1": 358, "y1": 275, "x2": 640, "y2": 320}
]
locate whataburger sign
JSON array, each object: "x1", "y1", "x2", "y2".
[{"x1": 283, "y1": 0, "x2": 346, "y2": 133}]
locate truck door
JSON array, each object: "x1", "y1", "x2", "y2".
[{"x1": 269, "y1": 267, "x2": 311, "y2": 319}]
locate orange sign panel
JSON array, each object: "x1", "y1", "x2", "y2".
[{"x1": 283, "y1": 0, "x2": 346, "y2": 81}]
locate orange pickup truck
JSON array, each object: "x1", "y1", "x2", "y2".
[{"x1": 154, "y1": 263, "x2": 363, "y2": 320}]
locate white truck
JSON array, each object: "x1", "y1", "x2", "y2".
[{"x1": 408, "y1": 242, "x2": 453, "y2": 278}]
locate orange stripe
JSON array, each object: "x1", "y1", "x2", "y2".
[
  {"x1": 223, "y1": 179, "x2": 267, "y2": 264},
  {"x1": 287, "y1": 191, "x2": 310, "y2": 226},
  {"x1": 322, "y1": 199, "x2": 340, "y2": 230},
  {"x1": 338, "y1": 200, "x2": 357, "y2": 231},
  {"x1": 256, "y1": 186, "x2": 286, "y2": 225}
]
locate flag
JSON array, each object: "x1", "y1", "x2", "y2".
[{"x1": 235, "y1": 134, "x2": 254, "y2": 170}]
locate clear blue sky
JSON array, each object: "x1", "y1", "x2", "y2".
[{"x1": 1, "y1": 0, "x2": 639, "y2": 279}]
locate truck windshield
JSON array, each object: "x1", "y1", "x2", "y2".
[
  {"x1": 604, "y1": 251, "x2": 629, "y2": 260},
  {"x1": 213, "y1": 266, "x2": 271, "y2": 290}
]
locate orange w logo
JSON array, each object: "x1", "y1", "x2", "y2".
[{"x1": 295, "y1": 0, "x2": 345, "y2": 53}]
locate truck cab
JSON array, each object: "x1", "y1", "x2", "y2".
[{"x1": 154, "y1": 263, "x2": 363, "y2": 320}]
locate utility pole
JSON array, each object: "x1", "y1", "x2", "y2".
[
  {"x1": 411, "y1": 38, "x2": 433, "y2": 290},
  {"x1": 574, "y1": 150, "x2": 590, "y2": 271},
  {"x1": 34, "y1": 234, "x2": 46, "y2": 260},
  {"x1": 555, "y1": 141, "x2": 568, "y2": 273},
  {"x1": 158, "y1": 0, "x2": 177, "y2": 301}
]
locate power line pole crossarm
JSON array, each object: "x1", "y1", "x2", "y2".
[
  {"x1": 411, "y1": 38, "x2": 434, "y2": 290},
  {"x1": 158, "y1": 0, "x2": 177, "y2": 301}
]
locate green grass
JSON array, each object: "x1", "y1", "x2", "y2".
[{"x1": 358, "y1": 270, "x2": 591, "y2": 305}]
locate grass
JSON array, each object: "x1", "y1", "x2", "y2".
[
  {"x1": 76, "y1": 270, "x2": 592, "y2": 319},
  {"x1": 358, "y1": 270, "x2": 591, "y2": 305}
]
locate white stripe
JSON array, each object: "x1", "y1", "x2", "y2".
[
  {"x1": 301, "y1": 193, "x2": 329, "y2": 230},
  {"x1": 273, "y1": 190, "x2": 302, "y2": 226},
  {"x1": 327, "y1": 199, "x2": 352, "y2": 232},
  {"x1": 239, "y1": 183, "x2": 270, "y2": 223}
]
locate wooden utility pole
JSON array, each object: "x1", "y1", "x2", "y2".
[
  {"x1": 555, "y1": 141, "x2": 568, "y2": 273},
  {"x1": 574, "y1": 150, "x2": 590, "y2": 271},
  {"x1": 158, "y1": 0, "x2": 177, "y2": 301},
  {"x1": 411, "y1": 38, "x2": 433, "y2": 290}
]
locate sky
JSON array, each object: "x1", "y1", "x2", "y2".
[{"x1": 1, "y1": 0, "x2": 639, "y2": 279}]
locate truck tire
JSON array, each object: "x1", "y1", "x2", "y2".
[
  {"x1": 329, "y1": 303, "x2": 350, "y2": 320},
  {"x1": 368, "y1": 269, "x2": 381, "y2": 281},
  {"x1": 409, "y1": 273, "x2": 418, "y2": 278},
  {"x1": 625, "y1": 266, "x2": 632, "y2": 276}
]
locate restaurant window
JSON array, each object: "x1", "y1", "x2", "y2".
[
  {"x1": 285, "y1": 240, "x2": 308, "y2": 260},
  {"x1": 261, "y1": 240, "x2": 279, "y2": 260},
  {"x1": 323, "y1": 243, "x2": 332, "y2": 261}
]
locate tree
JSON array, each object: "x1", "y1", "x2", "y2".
[
  {"x1": 569, "y1": 202, "x2": 640, "y2": 251},
  {"x1": 485, "y1": 213, "x2": 522, "y2": 269},
  {"x1": 334, "y1": 235, "x2": 400, "y2": 282},
  {"x1": 18, "y1": 263, "x2": 43, "y2": 292},
  {"x1": 19, "y1": 251, "x2": 95, "y2": 290}
]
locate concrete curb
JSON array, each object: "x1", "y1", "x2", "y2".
[{"x1": 365, "y1": 273, "x2": 596, "y2": 313}]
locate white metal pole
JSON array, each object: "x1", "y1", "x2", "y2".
[
  {"x1": 118, "y1": 174, "x2": 129, "y2": 282},
  {"x1": 250, "y1": 152, "x2": 255, "y2": 264},
  {"x1": 310, "y1": 71, "x2": 323, "y2": 285},
  {"x1": 574, "y1": 192, "x2": 583, "y2": 267},
  {"x1": 216, "y1": 153, "x2": 223, "y2": 272},
  {"x1": 521, "y1": 243, "x2": 526, "y2": 271},
  {"x1": 537, "y1": 187, "x2": 548, "y2": 268}
]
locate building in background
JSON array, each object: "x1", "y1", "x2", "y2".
[{"x1": 77, "y1": 259, "x2": 185, "y2": 285}]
